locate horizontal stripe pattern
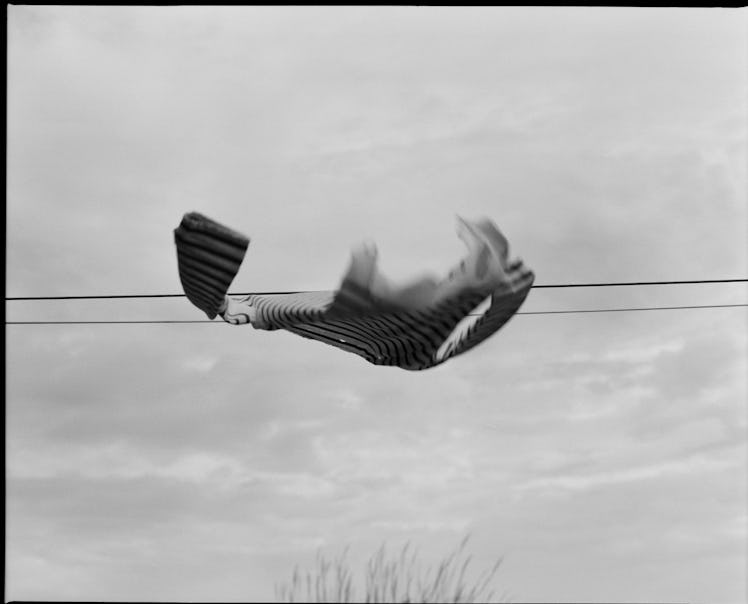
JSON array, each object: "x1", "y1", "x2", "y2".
[
  {"x1": 174, "y1": 212, "x2": 250, "y2": 319},
  {"x1": 439, "y1": 264, "x2": 535, "y2": 364},
  {"x1": 239, "y1": 269, "x2": 532, "y2": 370},
  {"x1": 175, "y1": 213, "x2": 534, "y2": 369}
]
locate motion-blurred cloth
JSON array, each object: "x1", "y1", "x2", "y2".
[{"x1": 174, "y1": 212, "x2": 534, "y2": 371}]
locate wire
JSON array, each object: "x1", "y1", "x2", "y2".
[
  {"x1": 529, "y1": 278, "x2": 748, "y2": 289},
  {"x1": 516, "y1": 303, "x2": 748, "y2": 315},
  {"x1": 7, "y1": 320, "x2": 214, "y2": 324},
  {"x1": 4, "y1": 292, "x2": 301, "y2": 301},
  {"x1": 5, "y1": 303, "x2": 747, "y2": 324},
  {"x1": 5, "y1": 278, "x2": 748, "y2": 301}
]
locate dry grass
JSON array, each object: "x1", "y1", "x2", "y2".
[{"x1": 275, "y1": 535, "x2": 506, "y2": 603}]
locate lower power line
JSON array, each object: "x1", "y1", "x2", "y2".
[{"x1": 5, "y1": 303, "x2": 747, "y2": 324}]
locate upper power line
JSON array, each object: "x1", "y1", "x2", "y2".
[{"x1": 5, "y1": 278, "x2": 748, "y2": 302}]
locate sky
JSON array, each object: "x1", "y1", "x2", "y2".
[{"x1": 5, "y1": 6, "x2": 748, "y2": 603}]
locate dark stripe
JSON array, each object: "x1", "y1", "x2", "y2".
[
  {"x1": 178, "y1": 262, "x2": 234, "y2": 296},
  {"x1": 331, "y1": 318, "x2": 388, "y2": 362},
  {"x1": 285, "y1": 295, "x2": 328, "y2": 322},
  {"x1": 389, "y1": 311, "x2": 442, "y2": 367},
  {"x1": 225, "y1": 312, "x2": 251, "y2": 325},
  {"x1": 303, "y1": 320, "x2": 380, "y2": 356},
  {"x1": 432, "y1": 301, "x2": 472, "y2": 333},
  {"x1": 393, "y1": 309, "x2": 446, "y2": 350},
  {"x1": 411, "y1": 306, "x2": 456, "y2": 335},
  {"x1": 174, "y1": 224, "x2": 248, "y2": 261},
  {"x1": 289, "y1": 325, "x2": 375, "y2": 360},
  {"x1": 450, "y1": 289, "x2": 530, "y2": 358},
  {"x1": 344, "y1": 315, "x2": 402, "y2": 366},
  {"x1": 177, "y1": 271, "x2": 220, "y2": 303},
  {"x1": 346, "y1": 319, "x2": 391, "y2": 361},
  {"x1": 179, "y1": 275, "x2": 219, "y2": 309},
  {"x1": 402, "y1": 321, "x2": 441, "y2": 368},
  {"x1": 174, "y1": 228, "x2": 248, "y2": 265},
  {"x1": 176, "y1": 243, "x2": 242, "y2": 279},
  {"x1": 376, "y1": 314, "x2": 423, "y2": 369},
  {"x1": 259, "y1": 295, "x2": 328, "y2": 327},
  {"x1": 380, "y1": 312, "x2": 433, "y2": 369},
  {"x1": 177, "y1": 250, "x2": 236, "y2": 286},
  {"x1": 178, "y1": 213, "x2": 250, "y2": 248},
  {"x1": 359, "y1": 313, "x2": 413, "y2": 368},
  {"x1": 268, "y1": 300, "x2": 294, "y2": 326},
  {"x1": 425, "y1": 296, "x2": 493, "y2": 365}
]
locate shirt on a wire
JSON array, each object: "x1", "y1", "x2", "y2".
[{"x1": 174, "y1": 212, "x2": 534, "y2": 371}]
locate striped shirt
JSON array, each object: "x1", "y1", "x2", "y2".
[{"x1": 175, "y1": 213, "x2": 534, "y2": 371}]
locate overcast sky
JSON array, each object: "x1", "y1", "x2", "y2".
[{"x1": 6, "y1": 6, "x2": 748, "y2": 603}]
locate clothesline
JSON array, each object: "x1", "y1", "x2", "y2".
[
  {"x1": 6, "y1": 303, "x2": 748, "y2": 325},
  {"x1": 6, "y1": 278, "x2": 748, "y2": 301}
]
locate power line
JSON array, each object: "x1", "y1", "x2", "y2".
[
  {"x1": 529, "y1": 278, "x2": 748, "y2": 289},
  {"x1": 7, "y1": 320, "x2": 214, "y2": 324},
  {"x1": 4, "y1": 292, "x2": 300, "y2": 301},
  {"x1": 6, "y1": 303, "x2": 747, "y2": 324},
  {"x1": 516, "y1": 303, "x2": 748, "y2": 315},
  {"x1": 5, "y1": 278, "x2": 748, "y2": 302}
]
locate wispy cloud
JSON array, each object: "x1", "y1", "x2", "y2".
[{"x1": 515, "y1": 453, "x2": 740, "y2": 493}]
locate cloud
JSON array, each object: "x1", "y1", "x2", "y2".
[
  {"x1": 6, "y1": 6, "x2": 747, "y2": 604},
  {"x1": 514, "y1": 453, "x2": 739, "y2": 493}
]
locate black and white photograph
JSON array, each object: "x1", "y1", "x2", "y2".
[{"x1": 6, "y1": 6, "x2": 747, "y2": 603}]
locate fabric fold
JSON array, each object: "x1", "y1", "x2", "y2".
[
  {"x1": 174, "y1": 213, "x2": 534, "y2": 370},
  {"x1": 174, "y1": 212, "x2": 250, "y2": 319}
]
